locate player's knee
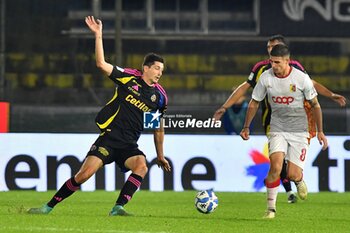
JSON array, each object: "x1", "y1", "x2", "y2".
[
  {"x1": 75, "y1": 168, "x2": 95, "y2": 183},
  {"x1": 287, "y1": 173, "x2": 301, "y2": 182},
  {"x1": 287, "y1": 174, "x2": 296, "y2": 182},
  {"x1": 133, "y1": 164, "x2": 148, "y2": 178},
  {"x1": 139, "y1": 164, "x2": 148, "y2": 177},
  {"x1": 269, "y1": 165, "x2": 282, "y2": 178}
]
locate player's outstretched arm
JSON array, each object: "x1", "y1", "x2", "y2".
[
  {"x1": 240, "y1": 99, "x2": 259, "y2": 141},
  {"x1": 213, "y1": 81, "x2": 251, "y2": 120},
  {"x1": 153, "y1": 119, "x2": 171, "y2": 172},
  {"x1": 308, "y1": 97, "x2": 328, "y2": 150},
  {"x1": 312, "y1": 80, "x2": 347, "y2": 107},
  {"x1": 85, "y1": 16, "x2": 113, "y2": 76}
]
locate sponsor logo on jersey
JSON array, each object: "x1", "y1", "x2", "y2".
[
  {"x1": 128, "y1": 86, "x2": 141, "y2": 96},
  {"x1": 125, "y1": 94, "x2": 151, "y2": 112},
  {"x1": 272, "y1": 96, "x2": 295, "y2": 105}
]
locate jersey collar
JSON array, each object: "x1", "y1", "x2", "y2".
[{"x1": 274, "y1": 66, "x2": 292, "y2": 79}]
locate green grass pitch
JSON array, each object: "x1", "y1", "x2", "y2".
[{"x1": 1, "y1": 191, "x2": 349, "y2": 233}]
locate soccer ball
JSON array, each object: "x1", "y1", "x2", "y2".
[{"x1": 194, "y1": 190, "x2": 218, "y2": 214}]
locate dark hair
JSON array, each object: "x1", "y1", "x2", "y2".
[
  {"x1": 268, "y1": 34, "x2": 288, "y2": 46},
  {"x1": 142, "y1": 53, "x2": 164, "y2": 68},
  {"x1": 270, "y1": 44, "x2": 290, "y2": 57}
]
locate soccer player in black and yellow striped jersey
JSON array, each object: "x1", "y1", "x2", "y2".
[
  {"x1": 28, "y1": 16, "x2": 171, "y2": 216},
  {"x1": 214, "y1": 35, "x2": 347, "y2": 203}
]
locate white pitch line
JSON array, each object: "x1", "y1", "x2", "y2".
[{"x1": 0, "y1": 226, "x2": 168, "y2": 233}]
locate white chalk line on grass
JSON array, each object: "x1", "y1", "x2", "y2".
[{"x1": 0, "y1": 226, "x2": 168, "y2": 233}]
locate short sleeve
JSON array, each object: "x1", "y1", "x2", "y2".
[
  {"x1": 246, "y1": 71, "x2": 257, "y2": 88},
  {"x1": 155, "y1": 83, "x2": 168, "y2": 116},
  {"x1": 247, "y1": 60, "x2": 270, "y2": 88},
  {"x1": 303, "y1": 74, "x2": 317, "y2": 100},
  {"x1": 108, "y1": 66, "x2": 142, "y2": 85},
  {"x1": 252, "y1": 74, "x2": 267, "y2": 102}
]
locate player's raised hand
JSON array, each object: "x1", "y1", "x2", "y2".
[
  {"x1": 240, "y1": 127, "x2": 250, "y2": 140},
  {"x1": 85, "y1": 16, "x2": 102, "y2": 35},
  {"x1": 157, "y1": 157, "x2": 171, "y2": 172},
  {"x1": 213, "y1": 107, "x2": 226, "y2": 121},
  {"x1": 317, "y1": 132, "x2": 328, "y2": 150},
  {"x1": 331, "y1": 93, "x2": 347, "y2": 107}
]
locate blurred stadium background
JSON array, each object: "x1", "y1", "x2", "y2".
[{"x1": 0, "y1": 0, "x2": 349, "y2": 134}]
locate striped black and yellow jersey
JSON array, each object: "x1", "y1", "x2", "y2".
[
  {"x1": 246, "y1": 59, "x2": 315, "y2": 137},
  {"x1": 95, "y1": 66, "x2": 168, "y2": 148}
]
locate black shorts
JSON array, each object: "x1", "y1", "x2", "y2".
[{"x1": 86, "y1": 133, "x2": 145, "y2": 172}]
